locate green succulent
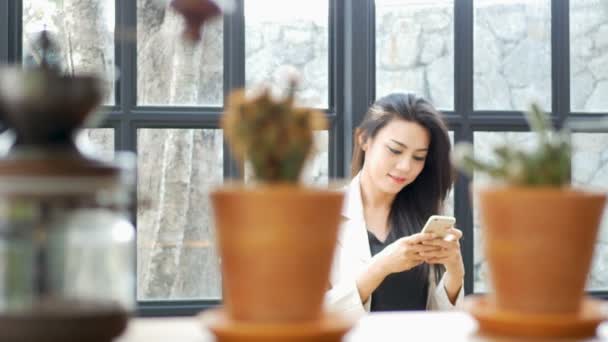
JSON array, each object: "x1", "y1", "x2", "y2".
[
  {"x1": 452, "y1": 104, "x2": 571, "y2": 186},
  {"x1": 222, "y1": 78, "x2": 327, "y2": 183}
]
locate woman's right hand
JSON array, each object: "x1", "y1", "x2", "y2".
[{"x1": 374, "y1": 233, "x2": 441, "y2": 275}]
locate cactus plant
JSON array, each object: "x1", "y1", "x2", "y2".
[
  {"x1": 221, "y1": 76, "x2": 327, "y2": 183},
  {"x1": 452, "y1": 104, "x2": 571, "y2": 186}
]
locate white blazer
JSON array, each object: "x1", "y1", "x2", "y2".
[{"x1": 324, "y1": 173, "x2": 464, "y2": 317}]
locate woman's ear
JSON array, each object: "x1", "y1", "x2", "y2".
[{"x1": 356, "y1": 129, "x2": 369, "y2": 152}]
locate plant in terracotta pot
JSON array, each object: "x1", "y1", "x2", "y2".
[
  {"x1": 452, "y1": 104, "x2": 606, "y2": 316},
  {"x1": 212, "y1": 74, "x2": 344, "y2": 324}
]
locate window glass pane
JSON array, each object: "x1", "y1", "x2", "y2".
[
  {"x1": 245, "y1": 0, "x2": 329, "y2": 109},
  {"x1": 0, "y1": 131, "x2": 14, "y2": 156},
  {"x1": 474, "y1": 0, "x2": 551, "y2": 110},
  {"x1": 472, "y1": 131, "x2": 537, "y2": 292},
  {"x1": 137, "y1": 1, "x2": 223, "y2": 106},
  {"x1": 571, "y1": 1, "x2": 608, "y2": 112},
  {"x1": 23, "y1": 0, "x2": 116, "y2": 104},
  {"x1": 572, "y1": 133, "x2": 608, "y2": 290},
  {"x1": 244, "y1": 131, "x2": 329, "y2": 185},
  {"x1": 137, "y1": 129, "x2": 223, "y2": 300},
  {"x1": 77, "y1": 128, "x2": 115, "y2": 161},
  {"x1": 376, "y1": 0, "x2": 454, "y2": 110}
]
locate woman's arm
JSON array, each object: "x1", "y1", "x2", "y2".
[
  {"x1": 427, "y1": 269, "x2": 465, "y2": 310},
  {"x1": 422, "y1": 228, "x2": 465, "y2": 309},
  {"x1": 325, "y1": 279, "x2": 368, "y2": 316},
  {"x1": 443, "y1": 269, "x2": 464, "y2": 304},
  {"x1": 355, "y1": 256, "x2": 390, "y2": 303}
]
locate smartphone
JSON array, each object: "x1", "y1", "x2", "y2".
[{"x1": 421, "y1": 215, "x2": 456, "y2": 238}]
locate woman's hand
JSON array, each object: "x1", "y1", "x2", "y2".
[
  {"x1": 420, "y1": 227, "x2": 464, "y2": 302},
  {"x1": 419, "y1": 227, "x2": 464, "y2": 275},
  {"x1": 356, "y1": 232, "x2": 442, "y2": 303},
  {"x1": 375, "y1": 232, "x2": 443, "y2": 275}
]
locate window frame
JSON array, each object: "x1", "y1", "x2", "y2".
[
  {"x1": 1, "y1": 0, "x2": 21, "y2": 66},
  {"x1": 371, "y1": 0, "x2": 607, "y2": 299},
  {"x1": 0, "y1": 1, "x2": 8, "y2": 63},
  {"x1": 3, "y1": 0, "x2": 607, "y2": 316},
  {"x1": 119, "y1": 0, "x2": 342, "y2": 316}
]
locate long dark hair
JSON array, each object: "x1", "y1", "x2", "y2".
[{"x1": 352, "y1": 93, "x2": 453, "y2": 282}]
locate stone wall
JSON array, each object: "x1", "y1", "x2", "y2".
[
  {"x1": 571, "y1": 1, "x2": 608, "y2": 112},
  {"x1": 376, "y1": 1, "x2": 454, "y2": 110},
  {"x1": 245, "y1": 5, "x2": 329, "y2": 108}
]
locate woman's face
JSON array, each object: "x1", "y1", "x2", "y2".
[{"x1": 360, "y1": 118, "x2": 430, "y2": 195}]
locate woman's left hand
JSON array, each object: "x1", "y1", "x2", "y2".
[
  {"x1": 420, "y1": 227, "x2": 464, "y2": 303},
  {"x1": 419, "y1": 227, "x2": 464, "y2": 277}
]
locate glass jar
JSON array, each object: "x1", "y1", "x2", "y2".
[
  {"x1": 0, "y1": 31, "x2": 133, "y2": 341},
  {"x1": 0, "y1": 148, "x2": 135, "y2": 314}
]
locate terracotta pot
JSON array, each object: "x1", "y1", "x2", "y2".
[
  {"x1": 211, "y1": 184, "x2": 343, "y2": 323},
  {"x1": 478, "y1": 187, "x2": 606, "y2": 315}
]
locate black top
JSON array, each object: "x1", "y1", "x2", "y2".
[{"x1": 368, "y1": 230, "x2": 429, "y2": 311}]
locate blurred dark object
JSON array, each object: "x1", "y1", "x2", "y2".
[
  {"x1": 170, "y1": 0, "x2": 222, "y2": 41},
  {"x1": 0, "y1": 70, "x2": 102, "y2": 146},
  {"x1": 0, "y1": 30, "x2": 103, "y2": 147},
  {"x1": 0, "y1": 300, "x2": 128, "y2": 342},
  {"x1": 0, "y1": 30, "x2": 133, "y2": 342}
]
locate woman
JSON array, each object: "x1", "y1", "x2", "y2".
[{"x1": 325, "y1": 93, "x2": 464, "y2": 316}]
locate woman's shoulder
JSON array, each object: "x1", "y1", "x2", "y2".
[{"x1": 341, "y1": 174, "x2": 364, "y2": 221}]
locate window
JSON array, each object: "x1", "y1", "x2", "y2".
[
  {"x1": 8, "y1": 0, "x2": 608, "y2": 314},
  {"x1": 572, "y1": 133, "x2": 608, "y2": 291},
  {"x1": 17, "y1": 0, "x2": 335, "y2": 312},
  {"x1": 244, "y1": 131, "x2": 330, "y2": 185},
  {"x1": 472, "y1": 131, "x2": 536, "y2": 292},
  {"x1": 137, "y1": 129, "x2": 223, "y2": 300}
]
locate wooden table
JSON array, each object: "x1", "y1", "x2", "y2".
[{"x1": 117, "y1": 312, "x2": 608, "y2": 342}]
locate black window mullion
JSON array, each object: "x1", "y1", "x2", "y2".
[
  {"x1": 453, "y1": 0, "x2": 475, "y2": 295},
  {"x1": 129, "y1": 115, "x2": 222, "y2": 128},
  {"x1": 8, "y1": 0, "x2": 22, "y2": 64},
  {"x1": 590, "y1": 292, "x2": 608, "y2": 301},
  {"x1": 329, "y1": 0, "x2": 344, "y2": 178},
  {"x1": 552, "y1": 0, "x2": 570, "y2": 128},
  {"x1": 114, "y1": 0, "x2": 136, "y2": 153},
  {"x1": 131, "y1": 107, "x2": 223, "y2": 116},
  {"x1": 113, "y1": 0, "x2": 122, "y2": 110},
  {"x1": 137, "y1": 300, "x2": 220, "y2": 317},
  {"x1": 118, "y1": 0, "x2": 140, "y2": 312},
  {"x1": 224, "y1": 0, "x2": 245, "y2": 92},
  {"x1": 454, "y1": 0, "x2": 473, "y2": 119},
  {"x1": 343, "y1": 0, "x2": 374, "y2": 177},
  {"x1": 223, "y1": 0, "x2": 244, "y2": 180},
  {"x1": 0, "y1": 1, "x2": 8, "y2": 63},
  {"x1": 118, "y1": 0, "x2": 137, "y2": 116}
]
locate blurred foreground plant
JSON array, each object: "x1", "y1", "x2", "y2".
[
  {"x1": 452, "y1": 104, "x2": 571, "y2": 186},
  {"x1": 222, "y1": 74, "x2": 327, "y2": 183}
]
